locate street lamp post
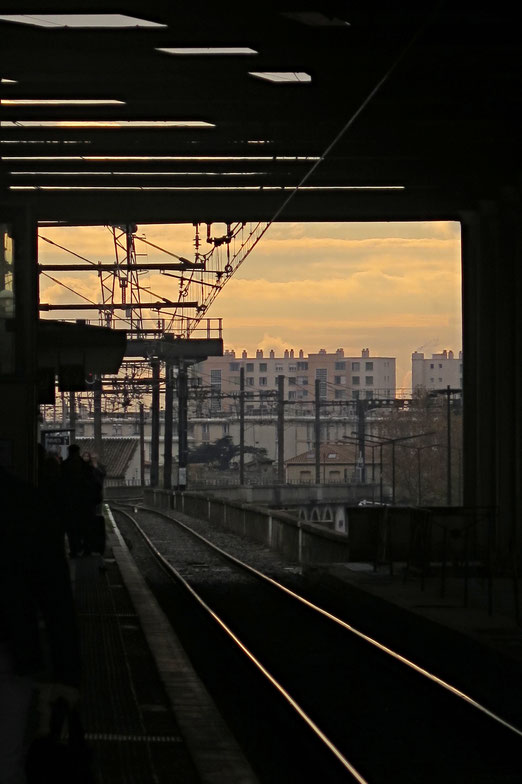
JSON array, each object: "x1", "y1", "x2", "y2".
[
  {"x1": 401, "y1": 442, "x2": 444, "y2": 506},
  {"x1": 356, "y1": 431, "x2": 437, "y2": 505},
  {"x1": 429, "y1": 386, "x2": 461, "y2": 506}
]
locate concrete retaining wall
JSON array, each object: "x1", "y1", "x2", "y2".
[
  {"x1": 142, "y1": 489, "x2": 488, "y2": 569},
  {"x1": 143, "y1": 488, "x2": 353, "y2": 565}
]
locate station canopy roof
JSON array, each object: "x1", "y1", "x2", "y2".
[{"x1": 1, "y1": 2, "x2": 521, "y2": 225}]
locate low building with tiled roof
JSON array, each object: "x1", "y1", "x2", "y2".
[
  {"x1": 76, "y1": 437, "x2": 140, "y2": 486},
  {"x1": 285, "y1": 442, "x2": 376, "y2": 484}
]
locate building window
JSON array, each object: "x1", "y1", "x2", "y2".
[
  {"x1": 202, "y1": 424, "x2": 210, "y2": 441},
  {"x1": 246, "y1": 363, "x2": 254, "y2": 372},
  {"x1": 430, "y1": 363, "x2": 434, "y2": 369},
  {"x1": 439, "y1": 377, "x2": 443, "y2": 382},
  {"x1": 259, "y1": 377, "x2": 267, "y2": 385},
  {"x1": 352, "y1": 390, "x2": 359, "y2": 399},
  {"x1": 334, "y1": 375, "x2": 346, "y2": 385},
  {"x1": 366, "y1": 390, "x2": 373, "y2": 399},
  {"x1": 289, "y1": 365, "x2": 297, "y2": 372},
  {"x1": 297, "y1": 376, "x2": 308, "y2": 385},
  {"x1": 223, "y1": 423, "x2": 229, "y2": 435},
  {"x1": 334, "y1": 361, "x2": 346, "y2": 370},
  {"x1": 288, "y1": 377, "x2": 296, "y2": 385},
  {"x1": 365, "y1": 361, "x2": 373, "y2": 371},
  {"x1": 288, "y1": 391, "x2": 297, "y2": 400},
  {"x1": 439, "y1": 364, "x2": 443, "y2": 368},
  {"x1": 246, "y1": 377, "x2": 254, "y2": 386},
  {"x1": 276, "y1": 365, "x2": 283, "y2": 371},
  {"x1": 365, "y1": 376, "x2": 373, "y2": 386},
  {"x1": 259, "y1": 363, "x2": 267, "y2": 372},
  {"x1": 352, "y1": 376, "x2": 360, "y2": 385},
  {"x1": 352, "y1": 362, "x2": 360, "y2": 371},
  {"x1": 229, "y1": 362, "x2": 239, "y2": 371},
  {"x1": 297, "y1": 361, "x2": 308, "y2": 370},
  {"x1": 335, "y1": 389, "x2": 346, "y2": 400}
]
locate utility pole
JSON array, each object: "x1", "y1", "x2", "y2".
[
  {"x1": 446, "y1": 385, "x2": 452, "y2": 506},
  {"x1": 93, "y1": 376, "x2": 103, "y2": 461},
  {"x1": 239, "y1": 367, "x2": 245, "y2": 485},
  {"x1": 177, "y1": 360, "x2": 188, "y2": 490},
  {"x1": 277, "y1": 375, "x2": 285, "y2": 483},
  {"x1": 163, "y1": 361, "x2": 173, "y2": 489},
  {"x1": 139, "y1": 402, "x2": 145, "y2": 486},
  {"x1": 430, "y1": 386, "x2": 460, "y2": 506},
  {"x1": 357, "y1": 399, "x2": 367, "y2": 483},
  {"x1": 315, "y1": 378, "x2": 321, "y2": 484},
  {"x1": 150, "y1": 359, "x2": 160, "y2": 487},
  {"x1": 69, "y1": 391, "x2": 76, "y2": 444}
]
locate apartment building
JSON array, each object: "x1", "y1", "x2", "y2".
[
  {"x1": 192, "y1": 347, "x2": 396, "y2": 414},
  {"x1": 412, "y1": 350, "x2": 463, "y2": 391}
]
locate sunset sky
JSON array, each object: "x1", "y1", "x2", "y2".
[{"x1": 38, "y1": 220, "x2": 462, "y2": 392}]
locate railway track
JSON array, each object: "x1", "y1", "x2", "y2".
[{"x1": 109, "y1": 503, "x2": 522, "y2": 784}]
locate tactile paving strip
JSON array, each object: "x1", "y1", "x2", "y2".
[{"x1": 71, "y1": 549, "x2": 200, "y2": 783}]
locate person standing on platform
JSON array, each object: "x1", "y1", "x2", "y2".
[
  {"x1": 81, "y1": 452, "x2": 106, "y2": 561},
  {"x1": 61, "y1": 445, "x2": 94, "y2": 558},
  {"x1": 0, "y1": 464, "x2": 81, "y2": 784}
]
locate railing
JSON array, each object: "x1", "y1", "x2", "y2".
[
  {"x1": 56, "y1": 316, "x2": 223, "y2": 339},
  {"x1": 357, "y1": 506, "x2": 504, "y2": 616},
  {"x1": 402, "y1": 506, "x2": 497, "y2": 611}
]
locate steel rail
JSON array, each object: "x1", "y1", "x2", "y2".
[
  {"x1": 119, "y1": 502, "x2": 522, "y2": 741},
  {"x1": 109, "y1": 504, "x2": 369, "y2": 784}
]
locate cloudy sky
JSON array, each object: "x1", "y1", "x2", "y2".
[{"x1": 38, "y1": 220, "x2": 462, "y2": 391}]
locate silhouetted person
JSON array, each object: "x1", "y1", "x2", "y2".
[
  {"x1": 0, "y1": 464, "x2": 80, "y2": 783},
  {"x1": 81, "y1": 453, "x2": 106, "y2": 561},
  {"x1": 61, "y1": 445, "x2": 95, "y2": 558}
]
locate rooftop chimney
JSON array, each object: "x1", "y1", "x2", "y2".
[
  {"x1": 290, "y1": 349, "x2": 294, "y2": 358},
  {"x1": 362, "y1": 348, "x2": 369, "y2": 358},
  {"x1": 256, "y1": 349, "x2": 263, "y2": 358},
  {"x1": 299, "y1": 349, "x2": 304, "y2": 358},
  {"x1": 269, "y1": 349, "x2": 275, "y2": 359},
  {"x1": 242, "y1": 350, "x2": 247, "y2": 359},
  {"x1": 284, "y1": 349, "x2": 289, "y2": 358}
]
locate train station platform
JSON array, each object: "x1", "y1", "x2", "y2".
[
  {"x1": 63, "y1": 501, "x2": 522, "y2": 783},
  {"x1": 320, "y1": 561, "x2": 522, "y2": 665},
  {"x1": 67, "y1": 509, "x2": 257, "y2": 784}
]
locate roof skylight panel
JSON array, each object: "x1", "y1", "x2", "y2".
[
  {"x1": 1, "y1": 100, "x2": 125, "y2": 106},
  {"x1": 0, "y1": 14, "x2": 166, "y2": 28},
  {"x1": 1, "y1": 120, "x2": 214, "y2": 128},
  {"x1": 2, "y1": 155, "x2": 321, "y2": 162},
  {"x1": 249, "y1": 72, "x2": 312, "y2": 83},
  {"x1": 157, "y1": 47, "x2": 257, "y2": 55}
]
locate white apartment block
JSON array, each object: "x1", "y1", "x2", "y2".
[
  {"x1": 191, "y1": 347, "x2": 396, "y2": 414},
  {"x1": 412, "y1": 349, "x2": 463, "y2": 392}
]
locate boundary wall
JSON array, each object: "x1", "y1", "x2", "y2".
[
  {"x1": 143, "y1": 488, "x2": 350, "y2": 564},
  {"x1": 142, "y1": 489, "x2": 494, "y2": 575}
]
